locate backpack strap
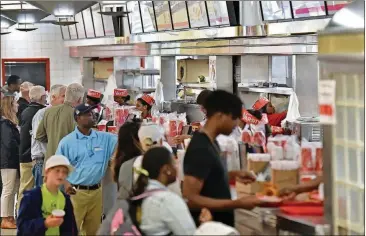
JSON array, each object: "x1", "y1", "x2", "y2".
[{"x1": 130, "y1": 189, "x2": 166, "y2": 201}]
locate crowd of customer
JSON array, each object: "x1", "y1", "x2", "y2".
[{"x1": 0, "y1": 74, "x2": 271, "y2": 236}]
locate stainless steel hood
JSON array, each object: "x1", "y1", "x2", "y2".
[
  {"x1": 1, "y1": 9, "x2": 49, "y2": 24},
  {"x1": 26, "y1": 1, "x2": 97, "y2": 17}
]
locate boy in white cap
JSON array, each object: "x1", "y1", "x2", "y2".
[{"x1": 17, "y1": 155, "x2": 78, "y2": 236}]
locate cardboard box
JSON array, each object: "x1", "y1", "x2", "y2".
[
  {"x1": 247, "y1": 160, "x2": 269, "y2": 174},
  {"x1": 236, "y1": 180, "x2": 267, "y2": 196},
  {"x1": 271, "y1": 169, "x2": 299, "y2": 190}
]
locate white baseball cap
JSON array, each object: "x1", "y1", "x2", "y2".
[
  {"x1": 45, "y1": 155, "x2": 73, "y2": 173},
  {"x1": 138, "y1": 123, "x2": 163, "y2": 146}
]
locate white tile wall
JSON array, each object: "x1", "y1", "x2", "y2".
[{"x1": 1, "y1": 19, "x2": 81, "y2": 86}]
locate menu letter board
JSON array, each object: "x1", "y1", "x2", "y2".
[
  {"x1": 292, "y1": 1, "x2": 326, "y2": 18},
  {"x1": 140, "y1": 1, "x2": 157, "y2": 32},
  {"x1": 91, "y1": 3, "x2": 105, "y2": 37},
  {"x1": 101, "y1": 6, "x2": 115, "y2": 36},
  {"x1": 261, "y1": 1, "x2": 292, "y2": 21},
  {"x1": 75, "y1": 12, "x2": 86, "y2": 38},
  {"x1": 83, "y1": 8, "x2": 95, "y2": 38},
  {"x1": 187, "y1": 1, "x2": 209, "y2": 28},
  {"x1": 170, "y1": 1, "x2": 189, "y2": 29},
  {"x1": 69, "y1": 17, "x2": 78, "y2": 39},
  {"x1": 326, "y1": 1, "x2": 349, "y2": 15},
  {"x1": 154, "y1": 1, "x2": 172, "y2": 31},
  {"x1": 127, "y1": 1, "x2": 143, "y2": 33},
  {"x1": 206, "y1": 1, "x2": 230, "y2": 26}
]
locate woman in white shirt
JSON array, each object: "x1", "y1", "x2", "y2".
[{"x1": 132, "y1": 147, "x2": 197, "y2": 235}]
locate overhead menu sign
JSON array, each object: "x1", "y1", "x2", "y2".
[
  {"x1": 74, "y1": 12, "x2": 86, "y2": 38},
  {"x1": 206, "y1": 1, "x2": 230, "y2": 26},
  {"x1": 91, "y1": 3, "x2": 105, "y2": 37},
  {"x1": 292, "y1": 1, "x2": 326, "y2": 18},
  {"x1": 101, "y1": 6, "x2": 115, "y2": 36},
  {"x1": 261, "y1": 1, "x2": 292, "y2": 21},
  {"x1": 127, "y1": 1, "x2": 143, "y2": 33},
  {"x1": 140, "y1": 1, "x2": 156, "y2": 32},
  {"x1": 170, "y1": 1, "x2": 189, "y2": 29},
  {"x1": 83, "y1": 8, "x2": 95, "y2": 38},
  {"x1": 154, "y1": 1, "x2": 172, "y2": 31},
  {"x1": 187, "y1": 1, "x2": 209, "y2": 28}
]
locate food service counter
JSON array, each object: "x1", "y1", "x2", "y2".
[{"x1": 235, "y1": 207, "x2": 327, "y2": 235}]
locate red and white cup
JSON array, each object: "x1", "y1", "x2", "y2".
[
  {"x1": 97, "y1": 124, "x2": 106, "y2": 132},
  {"x1": 52, "y1": 209, "x2": 65, "y2": 218},
  {"x1": 107, "y1": 126, "x2": 117, "y2": 134}
]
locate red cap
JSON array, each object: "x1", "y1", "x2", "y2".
[
  {"x1": 87, "y1": 89, "x2": 102, "y2": 99},
  {"x1": 252, "y1": 97, "x2": 269, "y2": 110},
  {"x1": 140, "y1": 94, "x2": 155, "y2": 106},
  {"x1": 114, "y1": 89, "x2": 128, "y2": 97}
]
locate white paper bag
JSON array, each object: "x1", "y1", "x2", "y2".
[{"x1": 281, "y1": 91, "x2": 300, "y2": 127}]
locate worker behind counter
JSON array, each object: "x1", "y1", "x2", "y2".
[
  {"x1": 86, "y1": 89, "x2": 104, "y2": 123},
  {"x1": 136, "y1": 94, "x2": 155, "y2": 119},
  {"x1": 252, "y1": 97, "x2": 290, "y2": 135},
  {"x1": 113, "y1": 88, "x2": 131, "y2": 106}
]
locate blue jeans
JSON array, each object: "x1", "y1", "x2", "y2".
[{"x1": 32, "y1": 159, "x2": 44, "y2": 188}]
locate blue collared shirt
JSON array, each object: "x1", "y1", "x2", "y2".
[{"x1": 56, "y1": 127, "x2": 117, "y2": 186}]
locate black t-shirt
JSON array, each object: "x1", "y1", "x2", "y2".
[{"x1": 183, "y1": 132, "x2": 234, "y2": 227}]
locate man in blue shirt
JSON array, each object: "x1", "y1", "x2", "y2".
[{"x1": 56, "y1": 103, "x2": 117, "y2": 235}]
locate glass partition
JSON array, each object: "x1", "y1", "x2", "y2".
[
  {"x1": 69, "y1": 17, "x2": 78, "y2": 39},
  {"x1": 91, "y1": 3, "x2": 105, "y2": 37},
  {"x1": 74, "y1": 12, "x2": 86, "y2": 38},
  {"x1": 83, "y1": 8, "x2": 96, "y2": 38}
]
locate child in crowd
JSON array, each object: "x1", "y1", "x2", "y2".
[{"x1": 17, "y1": 155, "x2": 78, "y2": 236}]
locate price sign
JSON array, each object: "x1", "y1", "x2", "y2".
[{"x1": 318, "y1": 80, "x2": 336, "y2": 125}]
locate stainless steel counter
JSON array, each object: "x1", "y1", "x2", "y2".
[{"x1": 235, "y1": 207, "x2": 328, "y2": 235}]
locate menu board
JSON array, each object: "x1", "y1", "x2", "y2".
[
  {"x1": 187, "y1": 1, "x2": 209, "y2": 28},
  {"x1": 140, "y1": 1, "x2": 156, "y2": 32},
  {"x1": 292, "y1": 1, "x2": 326, "y2": 18},
  {"x1": 261, "y1": 1, "x2": 292, "y2": 21},
  {"x1": 170, "y1": 1, "x2": 189, "y2": 29},
  {"x1": 101, "y1": 6, "x2": 115, "y2": 36},
  {"x1": 206, "y1": 1, "x2": 230, "y2": 26},
  {"x1": 68, "y1": 17, "x2": 78, "y2": 39},
  {"x1": 61, "y1": 26, "x2": 70, "y2": 40},
  {"x1": 83, "y1": 8, "x2": 95, "y2": 38},
  {"x1": 91, "y1": 3, "x2": 105, "y2": 37},
  {"x1": 326, "y1": 1, "x2": 349, "y2": 15},
  {"x1": 127, "y1": 1, "x2": 143, "y2": 33},
  {"x1": 154, "y1": 1, "x2": 172, "y2": 31},
  {"x1": 75, "y1": 12, "x2": 86, "y2": 38}
]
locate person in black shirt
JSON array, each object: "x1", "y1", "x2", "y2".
[{"x1": 183, "y1": 90, "x2": 263, "y2": 227}]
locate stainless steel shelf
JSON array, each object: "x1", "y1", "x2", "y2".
[{"x1": 238, "y1": 84, "x2": 293, "y2": 95}]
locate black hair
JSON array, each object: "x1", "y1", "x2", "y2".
[
  {"x1": 86, "y1": 95, "x2": 101, "y2": 104},
  {"x1": 124, "y1": 95, "x2": 131, "y2": 102},
  {"x1": 196, "y1": 89, "x2": 212, "y2": 106},
  {"x1": 7, "y1": 75, "x2": 20, "y2": 85},
  {"x1": 259, "y1": 105, "x2": 268, "y2": 114},
  {"x1": 137, "y1": 98, "x2": 152, "y2": 110},
  {"x1": 132, "y1": 147, "x2": 172, "y2": 197},
  {"x1": 204, "y1": 90, "x2": 242, "y2": 120},
  {"x1": 247, "y1": 109, "x2": 263, "y2": 120},
  {"x1": 113, "y1": 120, "x2": 143, "y2": 183}
]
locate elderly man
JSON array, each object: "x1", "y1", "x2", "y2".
[
  {"x1": 31, "y1": 84, "x2": 66, "y2": 187},
  {"x1": 17, "y1": 81, "x2": 34, "y2": 122},
  {"x1": 17, "y1": 86, "x2": 47, "y2": 210},
  {"x1": 36, "y1": 83, "x2": 84, "y2": 170},
  {"x1": 56, "y1": 103, "x2": 117, "y2": 235}
]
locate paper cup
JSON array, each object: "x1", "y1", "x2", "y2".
[
  {"x1": 97, "y1": 124, "x2": 106, "y2": 132},
  {"x1": 52, "y1": 209, "x2": 65, "y2": 218},
  {"x1": 107, "y1": 126, "x2": 117, "y2": 134}
]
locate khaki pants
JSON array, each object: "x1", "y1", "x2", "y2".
[
  {"x1": 17, "y1": 163, "x2": 34, "y2": 210},
  {"x1": 71, "y1": 187, "x2": 102, "y2": 236}
]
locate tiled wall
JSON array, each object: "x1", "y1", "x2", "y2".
[{"x1": 1, "y1": 19, "x2": 81, "y2": 86}]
